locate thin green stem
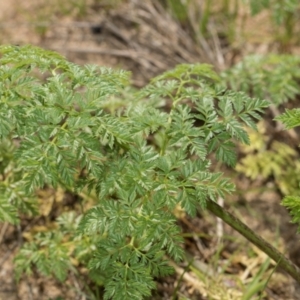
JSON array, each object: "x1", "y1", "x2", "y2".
[
  {"x1": 160, "y1": 79, "x2": 188, "y2": 156},
  {"x1": 206, "y1": 199, "x2": 300, "y2": 284}
]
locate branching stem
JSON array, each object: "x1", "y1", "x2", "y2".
[{"x1": 206, "y1": 199, "x2": 300, "y2": 283}]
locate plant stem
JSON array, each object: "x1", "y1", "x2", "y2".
[{"x1": 206, "y1": 199, "x2": 300, "y2": 283}]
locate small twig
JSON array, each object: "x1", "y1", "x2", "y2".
[
  {"x1": 192, "y1": 233, "x2": 208, "y2": 259},
  {"x1": 25, "y1": 279, "x2": 34, "y2": 300},
  {"x1": 168, "y1": 259, "x2": 208, "y2": 296},
  {"x1": 0, "y1": 222, "x2": 9, "y2": 244},
  {"x1": 207, "y1": 23, "x2": 226, "y2": 70},
  {"x1": 206, "y1": 199, "x2": 300, "y2": 284},
  {"x1": 17, "y1": 224, "x2": 23, "y2": 246},
  {"x1": 70, "y1": 272, "x2": 86, "y2": 300},
  {"x1": 184, "y1": 252, "x2": 215, "y2": 278},
  {"x1": 216, "y1": 197, "x2": 224, "y2": 244}
]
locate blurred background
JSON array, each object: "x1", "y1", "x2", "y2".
[
  {"x1": 1, "y1": 0, "x2": 299, "y2": 86},
  {"x1": 1, "y1": 1, "x2": 300, "y2": 299}
]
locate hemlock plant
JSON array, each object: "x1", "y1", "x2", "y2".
[
  {"x1": 0, "y1": 45, "x2": 299, "y2": 299},
  {"x1": 276, "y1": 109, "x2": 300, "y2": 224},
  {"x1": 222, "y1": 54, "x2": 300, "y2": 106}
]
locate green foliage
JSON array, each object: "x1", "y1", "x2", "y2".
[
  {"x1": 276, "y1": 108, "x2": 300, "y2": 129},
  {"x1": 281, "y1": 196, "x2": 300, "y2": 231},
  {"x1": 239, "y1": 0, "x2": 299, "y2": 46},
  {"x1": 226, "y1": 55, "x2": 300, "y2": 196},
  {"x1": 236, "y1": 121, "x2": 300, "y2": 195},
  {"x1": 246, "y1": 0, "x2": 298, "y2": 24},
  {"x1": 15, "y1": 230, "x2": 73, "y2": 282},
  {"x1": 276, "y1": 108, "x2": 300, "y2": 231},
  {"x1": 227, "y1": 53, "x2": 300, "y2": 239},
  {"x1": 162, "y1": 0, "x2": 189, "y2": 22},
  {"x1": 222, "y1": 54, "x2": 300, "y2": 106},
  {"x1": 0, "y1": 45, "x2": 268, "y2": 299}
]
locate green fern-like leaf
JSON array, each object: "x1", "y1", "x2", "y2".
[
  {"x1": 0, "y1": 45, "x2": 270, "y2": 299},
  {"x1": 282, "y1": 196, "x2": 300, "y2": 231},
  {"x1": 275, "y1": 108, "x2": 300, "y2": 129},
  {"x1": 223, "y1": 54, "x2": 300, "y2": 105}
]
